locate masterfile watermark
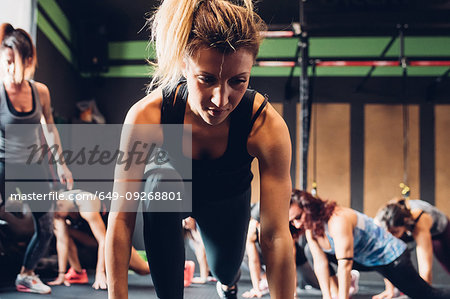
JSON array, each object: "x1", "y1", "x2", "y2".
[
  {"x1": 26, "y1": 141, "x2": 170, "y2": 171},
  {"x1": 4, "y1": 124, "x2": 193, "y2": 213}
]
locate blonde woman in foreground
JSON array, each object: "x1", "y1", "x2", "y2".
[{"x1": 105, "y1": 0, "x2": 295, "y2": 298}]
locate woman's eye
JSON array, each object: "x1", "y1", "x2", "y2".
[
  {"x1": 198, "y1": 76, "x2": 216, "y2": 84},
  {"x1": 230, "y1": 78, "x2": 247, "y2": 85}
]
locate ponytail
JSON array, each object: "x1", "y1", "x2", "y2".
[
  {"x1": 149, "y1": 0, "x2": 198, "y2": 91},
  {"x1": 0, "y1": 23, "x2": 14, "y2": 46}
]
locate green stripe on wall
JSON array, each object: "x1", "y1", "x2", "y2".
[
  {"x1": 109, "y1": 41, "x2": 154, "y2": 60},
  {"x1": 37, "y1": 0, "x2": 71, "y2": 43},
  {"x1": 258, "y1": 38, "x2": 299, "y2": 58},
  {"x1": 310, "y1": 37, "x2": 392, "y2": 57},
  {"x1": 109, "y1": 37, "x2": 450, "y2": 62},
  {"x1": 37, "y1": 10, "x2": 72, "y2": 64},
  {"x1": 101, "y1": 65, "x2": 155, "y2": 78},
  {"x1": 100, "y1": 64, "x2": 450, "y2": 78},
  {"x1": 396, "y1": 37, "x2": 450, "y2": 57}
]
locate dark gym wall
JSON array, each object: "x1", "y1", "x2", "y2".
[
  {"x1": 91, "y1": 78, "x2": 149, "y2": 124},
  {"x1": 34, "y1": 28, "x2": 81, "y2": 121}
]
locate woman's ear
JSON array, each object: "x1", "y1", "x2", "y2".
[
  {"x1": 24, "y1": 56, "x2": 33, "y2": 68},
  {"x1": 181, "y1": 57, "x2": 188, "y2": 78}
]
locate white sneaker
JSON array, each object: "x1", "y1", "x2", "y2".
[
  {"x1": 349, "y1": 270, "x2": 360, "y2": 295},
  {"x1": 15, "y1": 274, "x2": 51, "y2": 294}
]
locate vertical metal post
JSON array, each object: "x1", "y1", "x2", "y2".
[{"x1": 298, "y1": 31, "x2": 311, "y2": 190}]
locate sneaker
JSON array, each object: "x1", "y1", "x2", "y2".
[
  {"x1": 16, "y1": 274, "x2": 51, "y2": 294},
  {"x1": 184, "y1": 260, "x2": 195, "y2": 287},
  {"x1": 349, "y1": 270, "x2": 360, "y2": 296},
  {"x1": 64, "y1": 267, "x2": 88, "y2": 284},
  {"x1": 216, "y1": 281, "x2": 238, "y2": 299}
]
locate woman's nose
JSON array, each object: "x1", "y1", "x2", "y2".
[{"x1": 211, "y1": 85, "x2": 229, "y2": 108}]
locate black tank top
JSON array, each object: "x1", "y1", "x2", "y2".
[
  {"x1": 401, "y1": 211, "x2": 425, "y2": 243},
  {"x1": 161, "y1": 81, "x2": 267, "y2": 201}
]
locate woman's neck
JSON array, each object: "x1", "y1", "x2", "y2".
[{"x1": 4, "y1": 79, "x2": 27, "y2": 93}]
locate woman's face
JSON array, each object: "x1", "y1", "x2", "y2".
[
  {"x1": 0, "y1": 47, "x2": 17, "y2": 83},
  {"x1": 289, "y1": 203, "x2": 306, "y2": 230},
  {"x1": 183, "y1": 47, "x2": 254, "y2": 126}
]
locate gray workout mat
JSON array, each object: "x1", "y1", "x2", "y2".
[{"x1": 0, "y1": 272, "x2": 413, "y2": 299}]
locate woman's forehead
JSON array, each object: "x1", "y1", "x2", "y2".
[{"x1": 187, "y1": 47, "x2": 253, "y2": 76}]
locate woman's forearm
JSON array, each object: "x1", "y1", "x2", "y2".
[
  {"x1": 337, "y1": 259, "x2": 353, "y2": 299},
  {"x1": 96, "y1": 240, "x2": 106, "y2": 275},
  {"x1": 314, "y1": 262, "x2": 332, "y2": 299},
  {"x1": 56, "y1": 235, "x2": 69, "y2": 273},
  {"x1": 261, "y1": 232, "x2": 295, "y2": 299},
  {"x1": 106, "y1": 216, "x2": 133, "y2": 299},
  {"x1": 247, "y1": 241, "x2": 262, "y2": 290}
]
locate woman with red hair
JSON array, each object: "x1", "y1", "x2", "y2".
[{"x1": 289, "y1": 190, "x2": 450, "y2": 299}]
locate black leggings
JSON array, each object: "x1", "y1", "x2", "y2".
[
  {"x1": 328, "y1": 251, "x2": 450, "y2": 299},
  {"x1": 0, "y1": 161, "x2": 54, "y2": 271},
  {"x1": 142, "y1": 172, "x2": 251, "y2": 299},
  {"x1": 23, "y1": 211, "x2": 54, "y2": 270},
  {"x1": 375, "y1": 251, "x2": 450, "y2": 299},
  {"x1": 305, "y1": 243, "x2": 450, "y2": 299}
]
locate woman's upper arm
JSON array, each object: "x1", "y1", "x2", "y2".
[
  {"x1": 35, "y1": 83, "x2": 54, "y2": 125},
  {"x1": 110, "y1": 89, "x2": 164, "y2": 217},
  {"x1": 328, "y1": 215, "x2": 354, "y2": 259},
  {"x1": 414, "y1": 213, "x2": 433, "y2": 249},
  {"x1": 248, "y1": 93, "x2": 292, "y2": 233},
  {"x1": 82, "y1": 212, "x2": 107, "y2": 242}
]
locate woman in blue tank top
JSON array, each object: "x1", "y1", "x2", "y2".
[
  {"x1": 105, "y1": 1, "x2": 295, "y2": 298},
  {"x1": 289, "y1": 190, "x2": 450, "y2": 299},
  {"x1": 375, "y1": 198, "x2": 450, "y2": 297},
  {"x1": 0, "y1": 23, "x2": 73, "y2": 294}
]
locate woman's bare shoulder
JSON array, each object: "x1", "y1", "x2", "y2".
[{"x1": 126, "y1": 88, "x2": 163, "y2": 125}]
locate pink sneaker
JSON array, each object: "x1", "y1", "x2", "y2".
[
  {"x1": 184, "y1": 260, "x2": 195, "y2": 287},
  {"x1": 65, "y1": 267, "x2": 88, "y2": 284}
]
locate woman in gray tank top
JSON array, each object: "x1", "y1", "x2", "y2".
[
  {"x1": 0, "y1": 23, "x2": 73, "y2": 294},
  {"x1": 376, "y1": 198, "x2": 450, "y2": 290}
]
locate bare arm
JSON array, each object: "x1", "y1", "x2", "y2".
[
  {"x1": 306, "y1": 230, "x2": 333, "y2": 299},
  {"x1": 106, "y1": 211, "x2": 137, "y2": 298},
  {"x1": 37, "y1": 83, "x2": 73, "y2": 190},
  {"x1": 414, "y1": 213, "x2": 434, "y2": 283},
  {"x1": 191, "y1": 232, "x2": 209, "y2": 281},
  {"x1": 245, "y1": 219, "x2": 263, "y2": 295},
  {"x1": 48, "y1": 217, "x2": 70, "y2": 286},
  {"x1": 328, "y1": 212, "x2": 354, "y2": 299},
  {"x1": 249, "y1": 97, "x2": 295, "y2": 299},
  {"x1": 185, "y1": 218, "x2": 210, "y2": 282},
  {"x1": 82, "y1": 211, "x2": 107, "y2": 289},
  {"x1": 106, "y1": 90, "x2": 162, "y2": 299}
]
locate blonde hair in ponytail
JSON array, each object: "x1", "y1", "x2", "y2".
[{"x1": 148, "y1": 0, "x2": 266, "y2": 92}]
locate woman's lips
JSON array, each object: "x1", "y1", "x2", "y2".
[{"x1": 207, "y1": 108, "x2": 228, "y2": 117}]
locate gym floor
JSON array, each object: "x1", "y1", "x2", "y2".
[
  {"x1": 0, "y1": 247, "x2": 448, "y2": 298},
  {"x1": 0, "y1": 271, "x2": 387, "y2": 299}
]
